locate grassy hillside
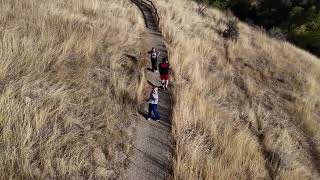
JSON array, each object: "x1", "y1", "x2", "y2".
[
  {"x1": 0, "y1": 0, "x2": 144, "y2": 178},
  {"x1": 152, "y1": 0, "x2": 320, "y2": 179}
]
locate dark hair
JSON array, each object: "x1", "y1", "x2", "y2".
[{"x1": 162, "y1": 57, "x2": 168, "y2": 62}]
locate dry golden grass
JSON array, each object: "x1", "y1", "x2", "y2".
[
  {"x1": 152, "y1": 0, "x2": 320, "y2": 179},
  {"x1": 0, "y1": 0, "x2": 145, "y2": 179}
]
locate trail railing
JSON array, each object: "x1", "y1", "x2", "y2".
[
  {"x1": 145, "y1": 0, "x2": 160, "y2": 26},
  {"x1": 133, "y1": 0, "x2": 160, "y2": 27}
]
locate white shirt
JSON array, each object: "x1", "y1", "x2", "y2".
[{"x1": 148, "y1": 91, "x2": 158, "y2": 104}]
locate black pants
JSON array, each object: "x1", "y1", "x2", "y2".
[{"x1": 151, "y1": 58, "x2": 157, "y2": 71}]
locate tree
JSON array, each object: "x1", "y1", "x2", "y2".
[
  {"x1": 193, "y1": 0, "x2": 320, "y2": 56},
  {"x1": 223, "y1": 18, "x2": 240, "y2": 42}
]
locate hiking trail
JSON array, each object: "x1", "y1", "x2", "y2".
[{"x1": 125, "y1": 0, "x2": 173, "y2": 179}]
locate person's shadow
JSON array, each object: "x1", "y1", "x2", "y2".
[
  {"x1": 138, "y1": 110, "x2": 148, "y2": 119},
  {"x1": 147, "y1": 80, "x2": 161, "y2": 88}
]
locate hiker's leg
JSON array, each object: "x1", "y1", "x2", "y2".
[
  {"x1": 151, "y1": 59, "x2": 154, "y2": 71},
  {"x1": 165, "y1": 80, "x2": 169, "y2": 88},
  {"x1": 153, "y1": 59, "x2": 157, "y2": 71},
  {"x1": 161, "y1": 80, "x2": 165, "y2": 89},
  {"x1": 148, "y1": 103, "x2": 152, "y2": 119},
  {"x1": 152, "y1": 104, "x2": 160, "y2": 120},
  {"x1": 151, "y1": 59, "x2": 156, "y2": 72}
]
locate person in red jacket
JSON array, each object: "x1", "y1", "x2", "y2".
[{"x1": 158, "y1": 57, "x2": 171, "y2": 90}]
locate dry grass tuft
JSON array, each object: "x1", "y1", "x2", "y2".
[
  {"x1": 152, "y1": 0, "x2": 320, "y2": 179},
  {"x1": 0, "y1": 0, "x2": 144, "y2": 179}
]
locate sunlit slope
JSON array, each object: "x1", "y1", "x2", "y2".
[
  {"x1": 153, "y1": 0, "x2": 320, "y2": 179},
  {"x1": 0, "y1": 0, "x2": 144, "y2": 179}
]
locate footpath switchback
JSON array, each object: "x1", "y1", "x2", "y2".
[{"x1": 125, "y1": 0, "x2": 173, "y2": 180}]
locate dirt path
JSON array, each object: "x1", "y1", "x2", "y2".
[{"x1": 125, "y1": 0, "x2": 173, "y2": 179}]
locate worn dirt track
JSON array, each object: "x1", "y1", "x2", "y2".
[{"x1": 125, "y1": 0, "x2": 174, "y2": 180}]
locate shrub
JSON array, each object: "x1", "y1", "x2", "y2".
[
  {"x1": 268, "y1": 27, "x2": 287, "y2": 41},
  {"x1": 195, "y1": 0, "x2": 209, "y2": 16},
  {"x1": 223, "y1": 18, "x2": 240, "y2": 42}
]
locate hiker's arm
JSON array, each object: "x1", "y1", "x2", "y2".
[
  {"x1": 153, "y1": 93, "x2": 158, "y2": 102},
  {"x1": 146, "y1": 93, "x2": 153, "y2": 102},
  {"x1": 151, "y1": 93, "x2": 156, "y2": 100},
  {"x1": 148, "y1": 92, "x2": 155, "y2": 100}
]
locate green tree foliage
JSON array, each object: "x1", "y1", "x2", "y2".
[{"x1": 202, "y1": 0, "x2": 320, "y2": 56}]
